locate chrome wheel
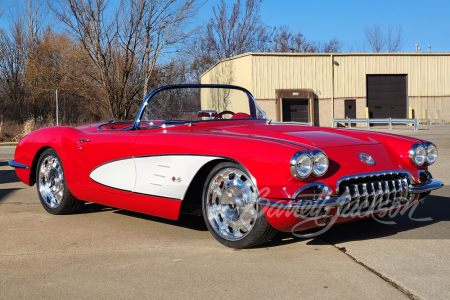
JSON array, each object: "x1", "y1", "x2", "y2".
[
  {"x1": 38, "y1": 155, "x2": 65, "y2": 209},
  {"x1": 206, "y1": 168, "x2": 259, "y2": 241}
]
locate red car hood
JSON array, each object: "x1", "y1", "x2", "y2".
[{"x1": 196, "y1": 123, "x2": 380, "y2": 149}]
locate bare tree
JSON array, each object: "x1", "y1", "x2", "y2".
[
  {"x1": 0, "y1": 15, "x2": 28, "y2": 123},
  {"x1": 272, "y1": 26, "x2": 305, "y2": 52},
  {"x1": 363, "y1": 24, "x2": 404, "y2": 52},
  {"x1": 52, "y1": 0, "x2": 147, "y2": 119},
  {"x1": 271, "y1": 26, "x2": 342, "y2": 53},
  {"x1": 22, "y1": 0, "x2": 49, "y2": 49},
  {"x1": 364, "y1": 24, "x2": 385, "y2": 52},
  {"x1": 52, "y1": 0, "x2": 201, "y2": 119},
  {"x1": 206, "y1": 0, "x2": 274, "y2": 60},
  {"x1": 185, "y1": 0, "x2": 274, "y2": 82},
  {"x1": 387, "y1": 25, "x2": 404, "y2": 52},
  {"x1": 141, "y1": 0, "x2": 202, "y2": 99}
]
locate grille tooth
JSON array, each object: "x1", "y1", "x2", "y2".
[
  {"x1": 397, "y1": 179, "x2": 403, "y2": 192},
  {"x1": 368, "y1": 182, "x2": 375, "y2": 197},
  {"x1": 390, "y1": 180, "x2": 397, "y2": 194},
  {"x1": 360, "y1": 183, "x2": 368, "y2": 198},
  {"x1": 360, "y1": 183, "x2": 370, "y2": 210},
  {"x1": 376, "y1": 181, "x2": 383, "y2": 195},
  {"x1": 384, "y1": 181, "x2": 390, "y2": 195},
  {"x1": 351, "y1": 184, "x2": 360, "y2": 200}
]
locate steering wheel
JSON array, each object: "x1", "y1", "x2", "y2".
[{"x1": 214, "y1": 110, "x2": 235, "y2": 119}]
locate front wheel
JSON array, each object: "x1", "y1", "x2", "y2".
[
  {"x1": 202, "y1": 162, "x2": 277, "y2": 248},
  {"x1": 36, "y1": 148, "x2": 84, "y2": 215}
]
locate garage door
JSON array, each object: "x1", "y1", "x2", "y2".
[
  {"x1": 367, "y1": 75, "x2": 407, "y2": 119},
  {"x1": 282, "y1": 98, "x2": 309, "y2": 122}
]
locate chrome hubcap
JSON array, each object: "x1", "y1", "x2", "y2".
[
  {"x1": 206, "y1": 168, "x2": 258, "y2": 241},
  {"x1": 38, "y1": 155, "x2": 64, "y2": 208}
]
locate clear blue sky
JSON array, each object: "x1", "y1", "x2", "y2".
[
  {"x1": 1, "y1": 0, "x2": 449, "y2": 52},
  {"x1": 197, "y1": 0, "x2": 450, "y2": 52}
]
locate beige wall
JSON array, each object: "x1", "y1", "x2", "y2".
[{"x1": 201, "y1": 53, "x2": 450, "y2": 126}]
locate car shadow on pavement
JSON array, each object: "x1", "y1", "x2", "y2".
[
  {"x1": 78, "y1": 202, "x2": 209, "y2": 231},
  {"x1": 77, "y1": 202, "x2": 119, "y2": 214},
  {"x1": 0, "y1": 170, "x2": 21, "y2": 184},
  {"x1": 317, "y1": 193, "x2": 450, "y2": 245},
  {"x1": 0, "y1": 161, "x2": 11, "y2": 167},
  {"x1": 115, "y1": 210, "x2": 209, "y2": 231},
  {"x1": 74, "y1": 191, "x2": 450, "y2": 247},
  {"x1": 0, "y1": 188, "x2": 23, "y2": 202}
]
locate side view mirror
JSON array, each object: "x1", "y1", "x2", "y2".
[{"x1": 197, "y1": 110, "x2": 217, "y2": 119}]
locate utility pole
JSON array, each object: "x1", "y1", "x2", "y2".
[{"x1": 56, "y1": 89, "x2": 59, "y2": 126}]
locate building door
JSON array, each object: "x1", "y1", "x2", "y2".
[
  {"x1": 282, "y1": 98, "x2": 309, "y2": 122},
  {"x1": 344, "y1": 99, "x2": 356, "y2": 119},
  {"x1": 344, "y1": 99, "x2": 356, "y2": 126},
  {"x1": 367, "y1": 75, "x2": 407, "y2": 119}
]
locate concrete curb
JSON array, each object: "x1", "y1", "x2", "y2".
[{"x1": 0, "y1": 142, "x2": 18, "y2": 146}]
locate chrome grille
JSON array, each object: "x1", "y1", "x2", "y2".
[{"x1": 338, "y1": 174, "x2": 412, "y2": 217}]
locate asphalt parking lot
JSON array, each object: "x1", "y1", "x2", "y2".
[{"x1": 1, "y1": 126, "x2": 449, "y2": 299}]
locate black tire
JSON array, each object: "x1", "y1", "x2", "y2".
[
  {"x1": 202, "y1": 162, "x2": 277, "y2": 248},
  {"x1": 36, "y1": 148, "x2": 84, "y2": 215}
]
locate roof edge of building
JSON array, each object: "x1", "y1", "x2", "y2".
[{"x1": 201, "y1": 51, "x2": 450, "y2": 78}]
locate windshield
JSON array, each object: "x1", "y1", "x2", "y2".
[{"x1": 136, "y1": 85, "x2": 267, "y2": 128}]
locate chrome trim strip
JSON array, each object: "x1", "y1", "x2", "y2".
[
  {"x1": 336, "y1": 170, "x2": 415, "y2": 194},
  {"x1": 8, "y1": 160, "x2": 29, "y2": 170},
  {"x1": 409, "y1": 179, "x2": 444, "y2": 193},
  {"x1": 258, "y1": 196, "x2": 351, "y2": 210},
  {"x1": 292, "y1": 182, "x2": 331, "y2": 200}
]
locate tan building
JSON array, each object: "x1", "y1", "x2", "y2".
[{"x1": 201, "y1": 52, "x2": 450, "y2": 127}]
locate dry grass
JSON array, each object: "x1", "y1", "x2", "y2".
[{"x1": 0, "y1": 119, "x2": 96, "y2": 142}]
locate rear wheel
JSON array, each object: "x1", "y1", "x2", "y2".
[
  {"x1": 202, "y1": 162, "x2": 277, "y2": 248},
  {"x1": 36, "y1": 148, "x2": 83, "y2": 215}
]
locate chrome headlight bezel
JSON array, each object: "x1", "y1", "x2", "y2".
[
  {"x1": 409, "y1": 143, "x2": 427, "y2": 166},
  {"x1": 290, "y1": 151, "x2": 313, "y2": 179},
  {"x1": 290, "y1": 149, "x2": 329, "y2": 179},
  {"x1": 423, "y1": 142, "x2": 438, "y2": 165},
  {"x1": 311, "y1": 150, "x2": 329, "y2": 177}
]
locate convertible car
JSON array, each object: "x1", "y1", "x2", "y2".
[{"x1": 9, "y1": 84, "x2": 444, "y2": 248}]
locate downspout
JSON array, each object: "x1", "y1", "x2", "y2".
[{"x1": 331, "y1": 54, "x2": 335, "y2": 126}]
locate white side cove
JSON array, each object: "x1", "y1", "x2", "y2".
[
  {"x1": 90, "y1": 155, "x2": 219, "y2": 200},
  {"x1": 90, "y1": 159, "x2": 136, "y2": 192}
]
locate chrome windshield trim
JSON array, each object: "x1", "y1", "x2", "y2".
[
  {"x1": 258, "y1": 195, "x2": 351, "y2": 210},
  {"x1": 134, "y1": 84, "x2": 267, "y2": 130},
  {"x1": 8, "y1": 160, "x2": 29, "y2": 170},
  {"x1": 336, "y1": 170, "x2": 415, "y2": 194},
  {"x1": 409, "y1": 179, "x2": 443, "y2": 193}
]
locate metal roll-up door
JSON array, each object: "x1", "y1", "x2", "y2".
[
  {"x1": 367, "y1": 75, "x2": 407, "y2": 119},
  {"x1": 282, "y1": 98, "x2": 309, "y2": 122}
]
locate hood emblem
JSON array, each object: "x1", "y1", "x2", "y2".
[{"x1": 358, "y1": 153, "x2": 375, "y2": 165}]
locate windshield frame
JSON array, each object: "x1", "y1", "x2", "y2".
[{"x1": 134, "y1": 84, "x2": 268, "y2": 130}]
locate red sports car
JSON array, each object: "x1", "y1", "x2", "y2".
[{"x1": 9, "y1": 84, "x2": 444, "y2": 248}]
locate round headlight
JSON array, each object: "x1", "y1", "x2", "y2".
[
  {"x1": 410, "y1": 143, "x2": 426, "y2": 166},
  {"x1": 312, "y1": 152, "x2": 329, "y2": 177},
  {"x1": 425, "y1": 143, "x2": 438, "y2": 165},
  {"x1": 290, "y1": 151, "x2": 313, "y2": 179}
]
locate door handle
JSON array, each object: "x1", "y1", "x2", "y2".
[{"x1": 78, "y1": 139, "x2": 91, "y2": 143}]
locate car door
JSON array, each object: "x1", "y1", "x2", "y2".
[{"x1": 76, "y1": 131, "x2": 138, "y2": 196}]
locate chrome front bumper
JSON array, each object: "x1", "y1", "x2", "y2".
[
  {"x1": 258, "y1": 179, "x2": 444, "y2": 211},
  {"x1": 409, "y1": 179, "x2": 444, "y2": 193},
  {"x1": 8, "y1": 160, "x2": 29, "y2": 170}
]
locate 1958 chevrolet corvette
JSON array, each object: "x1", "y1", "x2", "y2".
[{"x1": 9, "y1": 84, "x2": 444, "y2": 248}]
